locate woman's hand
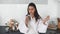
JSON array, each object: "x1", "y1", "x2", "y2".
[
  {"x1": 25, "y1": 16, "x2": 30, "y2": 27},
  {"x1": 42, "y1": 16, "x2": 50, "y2": 25}
]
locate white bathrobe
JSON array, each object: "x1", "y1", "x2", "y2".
[
  {"x1": 25, "y1": 16, "x2": 48, "y2": 34},
  {"x1": 37, "y1": 19, "x2": 48, "y2": 33},
  {"x1": 25, "y1": 16, "x2": 38, "y2": 34}
]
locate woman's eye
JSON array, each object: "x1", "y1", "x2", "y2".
[{"x1": 29, "y1": 9, "x2": 33, "y2": 10}]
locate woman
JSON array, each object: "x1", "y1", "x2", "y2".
[{"x1": 25, "y1": 3, "x2": 50, "y2": 34}]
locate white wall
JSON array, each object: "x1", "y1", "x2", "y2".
[
  {"x1": 58, "y1": 1, "x2": 60, "y2": 17},
  {"x1": 0, "y1": 4, "x2": 27, "y2": 26},
  {"x1": 48, "y1": 0, "x2": 58, "y2": 18}
]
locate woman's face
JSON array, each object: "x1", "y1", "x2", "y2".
[{"x1": 28, "y1": 6, "x2": 35, "y2": 15}]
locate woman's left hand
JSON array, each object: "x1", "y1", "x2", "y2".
[{"x1": 42, "y1": 16, "x2": 50, "y2": 25}]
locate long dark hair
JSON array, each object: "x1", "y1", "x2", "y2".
[{"x1": 26, "y1": 3, "x2": 41, "y2": 21}]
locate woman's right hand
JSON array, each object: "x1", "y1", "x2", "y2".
[{"x1": 25, "y1": 16, "x2": 30, "y2": 27}]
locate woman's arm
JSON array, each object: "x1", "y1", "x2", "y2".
[
  {"x1": 42, "y1": 16, "x2": 50, "y2": 25},
  {"x1": 25, "y1": 16, "x2": 30, "y2": 27}
]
